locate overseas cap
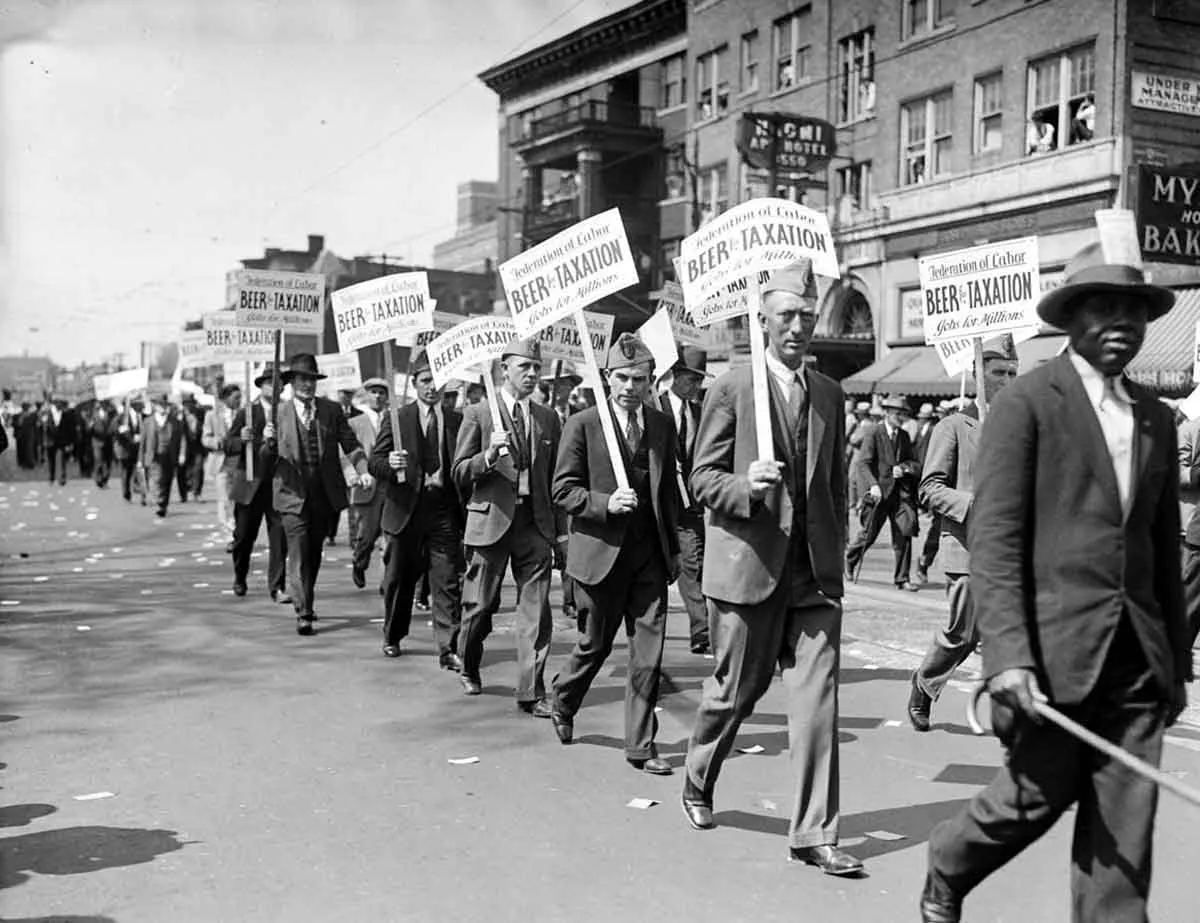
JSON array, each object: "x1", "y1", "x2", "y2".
[
  {"x1": 761, "y1": 259, "x2": 818, "y2": 300},
  {"x1": 980, "y1": 333, "x2": 1018, "y2": 362},
  {"x1": 501, "y1": 337, "x2": 542, "y2": 362},
  {"x1": 605, "y1": 332, "x2": 655, "y2": 370}
]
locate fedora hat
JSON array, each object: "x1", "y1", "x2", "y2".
[
  {"x1": 253, "y1": 364, "x2": 280, "y2": 387},
  {"x1": 1036, "y1": 242, "x2": 1175, "y2": 328},
  {"x1": 880, "y1": 394, "x2": 907, "y2": 412},
  {"x1": 917, "y1": 402, "x2": 934, "y2": 420},
  {"x1": 281, "y1": 353, "x2": 327, "y2": 381},
  {"x1": 541, "y1": 360, "x2": 583, "y2": 383},
  {"x1": 672, "y1": 345, "x2": 711, "y2": 378}
]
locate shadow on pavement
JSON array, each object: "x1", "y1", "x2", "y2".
[
  {"x1": 932, "y1": 763, "x2": 999, "y2": 786},
  {"x1": 0, "y1": 804, "x2": 57, "y2": 828},
  {"x1": 840, "y1": 667, "x2": 910, "y2": 684},
  {"x1": 0, "y1": 825, "x2": 188, "y2": 890},
  {"x1": 2, "y1": 917, "x2": 117, "y2": 922}
]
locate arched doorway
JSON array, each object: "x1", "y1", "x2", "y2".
[{"x1": 812, "y1": 279, "x2": 876, "y2": 381}]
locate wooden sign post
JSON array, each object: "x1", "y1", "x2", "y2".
[{"x1": 572, "y1": 310, "x2": 629, "y2": 491}]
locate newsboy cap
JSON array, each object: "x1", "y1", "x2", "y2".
[
  {"x1": 761, "y1": 259, "x2": 818, "y2": 300},
  {"x1": 1036, "y1": 241, "x2": 1175, "y2": 328},
  {"x1": 604, "y1": 332, "x2": 655, "y2": 370},
  {"x1": 361, "y1": 377, "x2": 389, "y2": 392}
]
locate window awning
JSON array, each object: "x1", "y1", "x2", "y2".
[
  {"x1": 1125, "y1": 287, "x2": 1200, "y2": 394},
  {"x1": 841, "y1": 334, "x2": 1068, "y2": 397}
]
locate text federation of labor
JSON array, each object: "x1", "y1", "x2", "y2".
[
  {"x1": 925, "y1": 271, "x2": 1033, "y2": 315},
  {"x1": 926, "y1": 249, "x2": 1029, "y2": 281}
]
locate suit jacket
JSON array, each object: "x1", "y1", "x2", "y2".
[
  {"x1": 111, "y1": 406, "x2": 142, "y2": 461},
  {"x1": 658, "y1": 392, "x2": 702, "y2": 510},
  {"x1": 691, "y1": 365, "x2": 846, "y2": 606},
  {"x1": 43, "y1": 407, "x2": 78, "y2": 449},
  {"x1": 265, "y1": 397, "x2": 365, "y2": 516},
  {"x1": 856, "y1": 420, "x2": 919, "y2": 501},
  {"x1": 553, "y1": 403, "x2": 679, "y2": 585},
  {"x1": 918, "y1": 404, "x2": 980, "y2": 574},
  {"x1": 971, "y1": 354, "x2": 1192, "y2": 704},
  {"x1": 346, "y1": 412, "x2": 383, "y2": 505},
  {"x1": 1178, "y1": 416, "x2": 1200, "y2": 546},
  {"x1": 451, "y1": 397, "x2": 565, "y2": 548},
  {"x1": 223, "y1": 402, "x2": 274, "y2": 505},
  {"x1": 368, "y1": 402, "x2": 464, "y2": 535},
  {"x1": 139, "y1": 412, "x2": 184, "y2": 467},
  {"x1": 912, "y1": 420, "x2": 936, "y2": 470}
]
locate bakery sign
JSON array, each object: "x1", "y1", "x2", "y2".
[
  {"x1": 736, "y1": 113, "x2": 836, "y2": 174},
  {"x1": 1131, "y1": 68, "x2": 1200, "y2": 117},
  {"x1": 1136, "y1": 163, "x2": 1200, "y2": 265}
]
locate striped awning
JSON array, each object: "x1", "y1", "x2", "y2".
[{"x1": 1125, "y1": 287, "x2": 1200, "y2": 393}]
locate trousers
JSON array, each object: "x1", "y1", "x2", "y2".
[
  {"x1": 231, "y1": 482, "x2": 287, "y2": 594},
  {"x1": 675, "y1": 506, "x2": 709, "y2": 648},
  {"x1": 1183, "y1": 542, "x2": 1200, "y2": 648},
  {"x1": 844, "y1": 491, "x2": 913, "y2": 586},
  {"x1": 914, "y1": 572, "x2": 977, "y2": 700}
]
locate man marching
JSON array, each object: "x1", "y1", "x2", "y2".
[
  {"x1": 451, "y1": 338, "x2": 565, "y2": 713},
  {"x1": 262, "y1": 354, "x2": 370, "y2": 636},
  {"x1": 680, "y1": 260, "x2": 862, "y2": 877},
  {"x1": 347, "y1": 378, "x2": 390, "y2": 590},
  {"x1": 369, "y1": 352, "x2": 465, "y2": 666},
  {"x1": 549, "y1": 333, "x2": 680, "y2": 774},
  {"x1": 113, "y1": 396, "x2": 145, "y2": 504},
  {"x1": 922, "y1": 243, "x2": 1192, "y2": 922},
  {"x1": 906, "y1": 335, "x2": 1018, "y2": 732},
  {"x1": 140, "y1": 391, "x2": 186, "y2": 518}
]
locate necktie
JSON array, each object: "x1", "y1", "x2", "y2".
[
  {"x1": 511, "y1": 402, "x2": 529, "y2": 471},
  {"x1": 299, "y1": 402, "x2": 310, "y2": 429},
  {"x1": 423, "y1": 409, "x2": 440, "y2": 476},
  {"x1": 677, "y1": 404, "x2": 689, "y2": 460},
  {"x1": 625, "y1": 410, "x2": 641, "y2": 452}
]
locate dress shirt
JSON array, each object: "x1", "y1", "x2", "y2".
[
  {"x1": 610, "y1": 400, "x2": 645, "y2": 449},
  {"x1": 764, "y1": 350, "x2": 807, "y2": 406},
  {"x1": 665, "y1": 390, "x2": 695, "y2": 502},
  {"x1": 1068, "y1": 348, "x2": 1135, "y2": 512},
  {"x1": 50, "y1": 406, "x2": 62, "y2": 427},
  {"x1": 499, "y1": 388, "x2": 532, "y2": 497},
  {"x1": 360, "y1": 406, "x2": 381, "y2": 435},
  {"x1": 293, "y1": 396, "x2": 315, "y2": 429},
  {"x1": 418, "y1": 400, "x2": 444, "y2": 488}
]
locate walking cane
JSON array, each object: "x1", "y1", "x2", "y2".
[{"x1": 967, "y1": 684, "x2": 1200, "y2": 808}]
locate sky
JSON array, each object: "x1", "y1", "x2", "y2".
[{"x1": 0, "y1": 0, "x2": 630, "y2": 366}]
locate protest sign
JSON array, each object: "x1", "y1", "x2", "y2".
[
  {"x1": 424, "y1": 315, "x2": 517, "y2": 389},
  {"x1": 331, "y1": 271, "x2": 433, "y2": 353},
  {"x1": 933, "y1": 325, "x2": 1040, "y2": 377},
  {"x1": 93, "y1": 367, "x2": 149, "y2": 400},
  {"x1": 650, "y1": 282, "x2": 707, "y2": 345},
  {"x1": 569, "y1": 312, "x2": 630, "y2": 491},
  {"x1": 1193, "y1": 321, "x2": 1200, "y2": 384},
  {"x1": 919, "y1": 237, "x2": 1041, "y2": 343},
  {"x1": 636, "y1": 307, "x2": 679, "y2": 375},
  {"x1": 677, "y1": 198, "x2": 839, "y2": 307},
  {"x1": 203, "y1": 312, "x2": 277, "y2": 362},
  {"x1": 231, "y1": 269, "x2": 326, "y2": 333},
  {"x1": 314, "y1": 352, "x2": 363, "y2": 397},
  {"x1": 536, "y1": 310, "x2": 615, "y2": 366},
  {"x1": 499, "y1": 208, "x2": 638, "y2": 338},
  {"x1": 1095, "y1": 208, "x2": 1144, "y2": 269},
  {"x1": 672, "y1": 261, "x2": 775, "y2": 328},
  {"x1": 395, "y1": 310, "x2": 459, "y2": 348},
  {"x1": 177, "y1": 329, "x2": 210, "y2": 370}
]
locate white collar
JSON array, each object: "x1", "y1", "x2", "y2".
[
  {"x1": 499, "y1": 388, "x2": 530, "y2": 417},
  {"x1": 610, "y1": 399, "x2": 644, "y2": 427},
  {"x1": 1067, "y1": 349, "x2": 1134, "y2": 405},
  {"x1": 764, "y1": 349, "x2": 807, "y2": 388}
]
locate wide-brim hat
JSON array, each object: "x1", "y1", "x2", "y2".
[
  {"x1": 541, "y1": 360, "x2": 582, "y2": 383},
  {"x1": 1036, "y1": 242, "x2": 1175, "y2": 328},
  {"x1": 854, "y1": 401, "x2": 870, "y2": 413},
  {"x1": 253, "y1": 364, "x2": 279, "y2": 387},
  {"x1": 917, "y1": 402, "x2": 934, "y2": 419},
  {"x1": 880, "y1": 395, "x2": 907, "y2": 412},
  {"x1": 672, "y1": 345, "x2": 711, "y2": 378},
  {"x1": 281, "y1": 353, "x2": 327, "y2": 381}
]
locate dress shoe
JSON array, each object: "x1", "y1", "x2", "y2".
[
  {"x1": 681, "y1": 780, "x2": 714, "y2": 830},
  {"x1": 915, "y1": 566, "x2": 929, "y2": 588},
  {"x1": 271, "y1": 590, "x2": 293, "y2": 605},
  {"x1": 519, "y1": 698, "x2": 553, "y2": 719},
  {"x1": 920, "y1": 874, "x2": 962, "y2": 922},
  {"x1": 690, "y1": 643, "x2": 711, "y2": 656},
  {"x1": 844, "y1": 556, "x2": 862, "y2": 583},
  {"x1": 439, "y1": 652, "x2": 463, "y2": 673},
  {"x1": 788, "y1": 844, "x2": 864, "y2": 877},
  {"x1": 628, "y1": 756, "x2": 673, "y2": 775},
  {"x1": 351, "y1": 566, "x2": 366, "y2": 589},
  {"x1": 296, "y1": 616, "x2": 316, "y2": 636},
  {"x1": 382, "y1": 644, "x2": 401, "y2": 658},
  {"x1": 550, "y1": 710, "x2": 573, "y2": 744},
  {"x1": 460, "y1": 675, "x2": 482, "y2": 696},
  {"x1": 907, "y1": 674, "x2": 933, "y2": 732},
  {"x1": 232, "y1": 582, "x2": 247, "y2": 597},
  {"x1": 896, "y1": 581, "x2": 920, "y2": 592}
]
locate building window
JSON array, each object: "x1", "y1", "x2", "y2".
[
  {"x1": 699, "y1": 164, "x2": 728, "y2": 223},
  {"x1": 1026, "y1": 44, "x2": 1096, "y2": 155},
  {"x1": 902, "y1": 0, "x2": 956, "y2": 41},
  {"x1": 662, "y1": 145, "x2": 688, "y2": 201},
  {"x1": 657, "y1": 238, "x2": 681, "y2": 288},
  {"x1": 772, "y1": 10, "x2": 812, "y2": 91},
  {"x1": 900, "y1": 90, "x2": 953, "y2": 185},
  {"x1": 660, "y1": 53, "x2": 687, "y2": 109},
  {"x1": 695, "y1": 47, "x2": 730, "y2": 121},
  {"x1": 974, "y1": 71, "x2": 1003, "y2": 152},
  {"x1": 739, "y1": 30, "x2": 760, "y2": 94},
  {"x1": 836, "y1": 161, "x2": 872, "y2": 210},
  {"x1": 837, "y1": 28, "x2": 875, "y2": 123}
]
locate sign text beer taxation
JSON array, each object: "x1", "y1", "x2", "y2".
[
  {"x1": 331, "y1": 271, "x2": 433, "y2": 352},
  {"x1": 232, "y1": 270, "x2": 326, "y2": 333},
  {"x1": 919, "y1": 237, "x2": 1041, "y2": 343}
]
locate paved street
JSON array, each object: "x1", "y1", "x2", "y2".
[{"x1": 3, "y1": 476, "x2": 1199, "y2": 922}]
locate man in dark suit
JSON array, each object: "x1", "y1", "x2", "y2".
[
  {"x1": 658, "y1": 346, "x2": 711, "y2": 654},
  {"x1": 549, "y1": 333, "x2": 680, "y2": 773},
  {"x1": 139, "y1": 392, "x2": 185, "y2": 517},
  {"x1": 680, "y1": 260, "x2": 861, "y2": 877},
  {"x1": 262, "y1": 354, "x2": 368, "y2": 636},
  {"x1": 112, "y1": 397, "x2": 145, "y2": 503},
  {"x1": 923, "y1": 243, "x2": 1192, "y2": 923},
  {"x1": 1179, "y1": 414, "x2": 1200, "y2": 646},
  {"x1": 43, "y1": 398, "x2": 78, "y2": 486},
  {"x1": 225, "y1": 366, "x2": 289, "y2": 601},
  {"x1": 543, "y1": 360, "x2": 583, "y2": 625},
  {"x1": 844, "y1": 393, "x2": 920, "y2": 589},
  {"x1": 89, "y1": 400, "x2": 115, "y2": 488},
  {"x1": 907, "y1": 336, "x2": 1019, "y2": 732},
  {"x1": 346, "y1": 378, "x2": 390, "y2": 589},
  {"x1": 451, "y1": 337, "x2": 566, "y2": 714},
  {"x1": 370, "y1": 353, "x2": 465, "y2": 666},
  {"x1": 176, "y1": 396, "x2": 206, "y2": 502}
]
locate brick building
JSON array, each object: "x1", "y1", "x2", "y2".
[{"x1": 432, "y1": 181, "x2": 500, "y2": 273}]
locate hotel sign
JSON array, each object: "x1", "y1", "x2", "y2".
[
  {"x1": 736, "y1": 113, "x2": 837, "y2": 174},
  {"x1": 1131, "y1": 68, "x2": 1200, "y2": 118}
]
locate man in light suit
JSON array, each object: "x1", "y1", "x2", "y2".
[
  {"x1": 225, "y1": 367, "x2": 288, "y2": 601},
  {"x1": 680, "y1": 260, "x2": 862, "y2": 877},
  {"x1": 262, "y1": 354, "x2": 369, "y2": 636},
  {"x1": 845, "y1": 393, "x2": 920, "y2": 589},
  {"x1": 370, "y1": 353, "x2": 465, "y2": 665},
  {"x1": 549, "y1": 333, "x2": 680, "y2": 773},
  {"x1": 659, "y1": 346, "x2": 711, "y2": 654},
  {"x1": 202, "y1": 384, "x2": 241, "y2": 541},
  {"x1": 346, "y1": 378, "x2": 390, "y2": 589},
  {"x1": 907, "y1": 335, "x2": 1018, "y2": 732},
  {"x1": 451, "y1": 337, "x2": 566, "y2": 714},
  {"x1": 139, "y1": 391, "x2": 186, "y2": 518},
  {"x1": 923, "y1": 243, "x2": 1192, "y2": 922}
]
